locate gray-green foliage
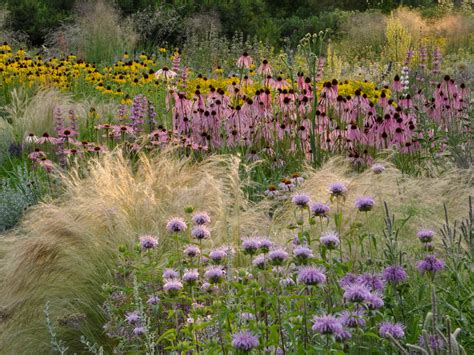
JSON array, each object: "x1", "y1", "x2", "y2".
[{"x1": 0, "y1": 164, "x2": 40, "y2": 232}]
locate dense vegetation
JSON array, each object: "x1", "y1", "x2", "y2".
[
  {"x1": 2, "y1": 0, "x2": 470, "y2": 48},
  {"x1": 0, "y1": 0, "x2": 472, "y2": 354}
]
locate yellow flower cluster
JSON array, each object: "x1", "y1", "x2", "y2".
[
  {"x1": 0, "y1": 44, "x2": 388, "y2": 106},
  {"x1": 333, "y1": 80, "x2": 391, "y2": 102},
  {"x1": 0, "y1": 45, "x2": 96, "y2": 90}
]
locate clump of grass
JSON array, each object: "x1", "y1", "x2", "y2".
[
  {"x1": 2, "y1": 88, "x2": 119, "y2": 142},
  {"x1": 271, "y1": 157, "x2": 473, "y2": 257},
  {"x1": 46, "y1": 0, "x2": 138, "y2": 63},
  {"x1": 0, "y1": 149, "x2": 270, "y2": 354}
]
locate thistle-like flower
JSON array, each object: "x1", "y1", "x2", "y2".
[{"x1": 166, "y1": 217, "x2": 187, "y2": 233}]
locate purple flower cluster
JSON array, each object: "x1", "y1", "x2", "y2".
[
  {"x1": 192, "y1": 211, "x2": 211, "y2": 225},
  {"x1": 312, "y1": 314, "x2": 343, "y2": 335},
  {"x1": 139, "y1": 235, "x2": 158, "y2": 250},
  {"x1": 166, "y1": 217, "x2": 187, "y2": 233},
  {"x1": 231, "y1": 330, "x2": 259, "y2": 351},
  {"x1": 209, "y1": 249, "x2": 227, "y2": 263},
  {"x1": 191, "y1": 225, "x2": 211, "y2": 240},
  {"x1": 268, "y1": 249, "x2": 289, "y2": 265},
  {"x1": 241, "y1": 238, "x2": 260, "y2": 255},
  {"x1": 355, "y1": 196, "x2": 375, "y2": 212},
  {"x1": 204, "y1": 266, "x2": 224, "y2": 283},
  {"x1": 293, "y1": 246, "x2": 314, "y2": 261},
  {"x1": 329, "y1": 182, "x2": 347, "y2": 196},
  {"x1": 320, "y1": 231, "x2": 340, "y2": 249},
  {"x1": 182, "y1": 269, "x2": 199, "y2": 284},
  {"x1": 417, "y1": 229, "x2": 434, "y2": 243},
  {"x1": 292, "y1": 192, "x2": 311, "y2": 207},
  {"x1": 163, "y1": 279, "x2": 183, "y2": 292},
  {"x1": 379, "y1": 322, "x2": 405, "y2": 339},
  {"x1": 297, "y1": 266, "x2": 326, "y2": 285},
  {"x1": 310, "y1": 202, "x2": 330, "y2": 217},
  {"x1": 416, "y1": 255, "x2": 445, "y2": 274},
  {"x1": 184, "y1": 245, "x2": 200, "y2": 258}
]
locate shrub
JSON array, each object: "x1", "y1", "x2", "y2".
[
  {"x1": 45, "y1": 0, "x2": 138, "y2": 63},
  {"x1": 0, "y1": 164, "x2": 41, "y2": 232}
]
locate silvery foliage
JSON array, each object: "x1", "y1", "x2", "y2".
[{"x1": 0, "y1": 164, "x2": 40, "y2": 232}]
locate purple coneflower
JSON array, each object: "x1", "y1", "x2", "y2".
[
  {"x1": 329, "y1": 182, "x2": 347, "y2": 197},
  {"x1": 125, "y1": 311, "x2": 140, "y2": 324},
  {"x1": 310, "y1": 202, "x2": 330, "y2": 217},
  {"x1": 191, "y1": 225, "x2": 211, "y2": 240},
  {"x1": 355, "y1": 196, "x2": 375, "y2": 212},
  {"x1": 155, "y1": 67, "x2": 177, "y2": 80},
  {"x1": 383, "y1": 265, "x2": 408, "y2": 284},
  {"x1": 204, "y1": 266, "x2": 224, "y2": 283},
  {"x1": 139, "y1": 235, "x2": 158, "y2": 250},
  {"x1": 192, "y1": 211, "x2": 211, "y2": 225},
  {"x1": 320, "y1": 231, "x2": 340, "y2": 249},
  {"x1": 236, "y1": 52, "x2": 253, "y2": 69},
  {"x1": 379, "y1": 321, "x2": 405, "y2": 339},
  {"x1": 371, "y1": 163, "x2": 385, "y2": 174},
  {"x1": 268, "y1": 249, "x2": 289, "y2": 265},
  {"x1": 184, "y1": 245, "x2": 200, "y2": 258},
  {"x1": 166, "y1": 217, "x2": 187, "y2": 233},
  {"x1": 416, "y1": 255, "x2": 445, "y2": 274},
  {"x1": 231, "y1": 330, "x2": 259, "y2": 351},
  {"x1": 292, "y1": 192, "x2": 311, "y2": 207},
  {"x1": 312, "y1": 314, "x2": 344, "y2": 335},
  {"x1": 417, "y1": 229, "x2": 434, "y2": 243},
  {"x1": 297, "y1": 266, "x2": 326, "y2": 285}
]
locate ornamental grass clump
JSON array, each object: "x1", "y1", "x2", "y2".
[
  {"x1": 0, "y1": 152, "x2": 472, "y2": 353},
  {"x1": 0, "y1": 150, "x2": 270, "y2": 354}
]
